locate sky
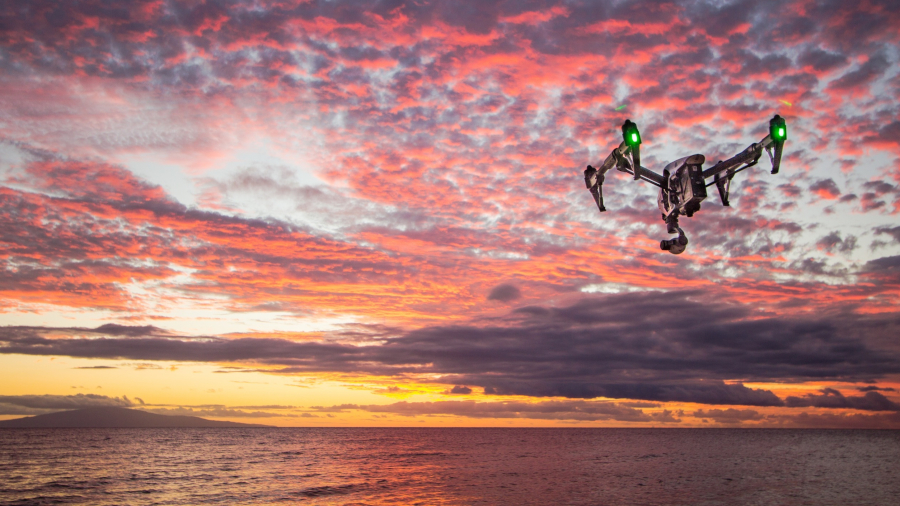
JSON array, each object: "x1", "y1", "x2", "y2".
[{"x1": 1, "y1": 0, "x2": 899, "y2": 428}]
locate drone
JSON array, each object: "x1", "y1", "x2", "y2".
[{"x1": 584, "y1": 115, "x2": 787, "y2": 254}]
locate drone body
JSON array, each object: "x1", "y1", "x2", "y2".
[{"x1": 584, "y1": 115, "x2": 787, "y2": 254}]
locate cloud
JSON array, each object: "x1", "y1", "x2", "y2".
[
  {"x1": 1, "y1": 0, "x2": 900, "y2": 428},
  {"x1": 333, "y1": 399, "x2": 671, "y2": 423},
  {"x1": 816, "y1": 232, "x2": 857, "y2": 254},
  {"x1": 693, "y1": 408, "x2": 764, "y2": 424},
  {"x1": 784, "y1": 389, "x2": 900, "y2": 411},
  {"x1": 1, "y1": 148, "x2": 442, "y2": 316},
  {"x1": 4, "y1": 292, "x2": 900, "y2": 409},
  {"x1": 858, "y1": 385, "x2": 896, "y2": 392},
  {"x1": 861, "y1": 256, "x2": 900, "y2": 284},
  {"x1": 856, "y1": 181, "x2": 899, "y2": 212},
  {"x1": 0, "y1": 393, "x2": 133, "y2": 415},
  {"x1": 798, "y1": 47, "x2": 848, "y2": 72},
  {"x1": 827, "y1": 52, "x2": 891, "y2": 93},
  {"x1": 0, "y1": 393, "x2": 289, "y2": 418},
  {"x1": 93, "y1": 324, "x2": 163, "y2": 337},
  {"x1": 809, "y1": 179, "x2": 841, "y2": 200},
  {"x1": 144, "y1": 406, "x2": 289, "y2": 418},
  {"x1": 487, "y1": 283, "x2": 521, "y2": 302},
  {"x1": 1, "y1": 0, "x2": 897, "y2": 329},
  {"x1": 875, "y1": 226, "x2": 900, "y2": 244}
]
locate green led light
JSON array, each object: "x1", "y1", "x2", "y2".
[
  {"x1": 769, "y1": 115, "x2": 787, "y2": 142},
  {"x1": 625, "y1": 128, "x2": 641, "y2": 146},
  {"x1": 622, "y1": 120, "x2": 641, "y2": 147},
  {"x1": 772, "y1": 125, "x2": 786, "y2": 140}
]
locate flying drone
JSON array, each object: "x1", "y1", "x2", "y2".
[{"x1": 584, "y1": 115, "x2": 787, "y2": 254}]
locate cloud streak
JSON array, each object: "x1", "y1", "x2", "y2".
[
  {"x1": 3, "y1": 292, "x2": 899, "y2": 410},
  {"x1": 321, "y1": 400, "x2": 675, "y2": 423},
  {"x1": 0, "y1": 394, "x2": 135, "y2": 415},
  {"x1": 0, "y1": 394, "x2": 287, "y2": 418}
]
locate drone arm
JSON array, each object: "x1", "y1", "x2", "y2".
[
  {"x1": 605, "y1": 141, "x2": 665, "y2": 187},
  {"x1": 599, "y1": 141, "x2": 629, "y2": 175},
  {"x1": 631, "y1": 165, "x2": 664, "y2": 187},
  {"x1": 701, "y1": 142, "x2": 764, "y2": 206},
  {"x1": 701, "y1": 141, "x2": 765, "y2": 181},
  {"x1": 584, "y1": 120, "x2": 664, "y2": 212},
  {"x1": 703, "y1": 116, "x2": 787, "y2": 183}
]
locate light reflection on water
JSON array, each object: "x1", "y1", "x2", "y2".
[{"x1": 1, "y1": 428, "x2": 898, "y2": 505}]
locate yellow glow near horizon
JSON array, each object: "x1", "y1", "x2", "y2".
[{"x1": 4, "y1": 354, "x2": 898, "y2": 428}]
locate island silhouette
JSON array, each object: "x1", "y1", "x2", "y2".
[{"x1": 0, "y1": 407, "x2": 269, "y2": 428}]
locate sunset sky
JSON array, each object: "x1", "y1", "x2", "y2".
[{"x1": 1, "y1": 0, "x2": 899, "y2": 428}]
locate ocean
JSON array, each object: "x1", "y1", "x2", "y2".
[{"x1": 1, "y1": 428, "x2": 898, "y2": 505}]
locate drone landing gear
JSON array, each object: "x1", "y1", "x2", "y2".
[
  {"x1": 715, "y1": 171, "x2": 733, "y2": 206},
  {"x1": 584, "y1": 165, "x2": 606, "y2": 212}
]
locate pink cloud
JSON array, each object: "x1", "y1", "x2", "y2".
[{"x1": 1, "y1": 1, "x2": 899, "y2": 416}]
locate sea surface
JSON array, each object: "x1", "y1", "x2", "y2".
[{"x1": 1, "y1": 428, "x2": 898, "y2": 505}]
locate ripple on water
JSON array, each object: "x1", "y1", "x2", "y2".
[{"x1": 0, "y1": 428, "x2": 898, "y2": 505}]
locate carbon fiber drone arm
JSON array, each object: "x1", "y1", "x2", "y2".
[
  {"x1": 701, "y1": 115, "x2": 787, "y2": 206},
  {"x1": 599, "y1": 140, "x2": 630, "y2": 175},
  {"x1": 701, "y1": 139, "x2": 767, "y2": 181}
]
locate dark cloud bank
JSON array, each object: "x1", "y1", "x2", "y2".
[
  {"x1": 3, "y1": 291, "x2": 899, "y2": 412},
  {"x1": 0, "y1": 393, "x2": 288, "y2": 419},
  {"x1": 0, "y1": 393, "x2": 136, "y2": 416}
]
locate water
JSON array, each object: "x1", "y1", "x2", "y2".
[{"x1": 1, "y1": 428, "x2": 897, "y2": 505}]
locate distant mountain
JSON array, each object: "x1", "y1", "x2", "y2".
[{"x1": 0, "y1": 407, "x2": 269, "y2": 428}]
